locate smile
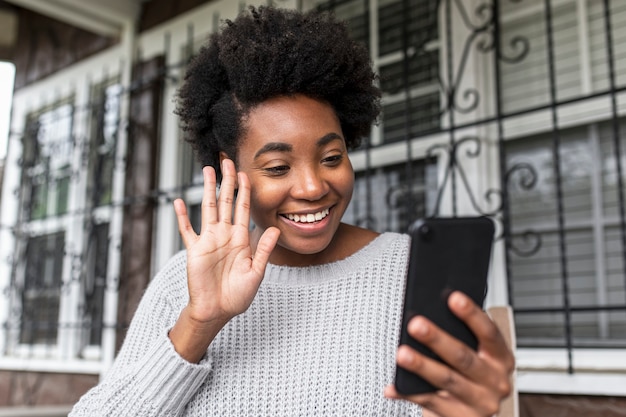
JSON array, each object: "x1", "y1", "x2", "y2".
[{"x1": 283, "y1": 208, "x2": 330, "y2": 223}]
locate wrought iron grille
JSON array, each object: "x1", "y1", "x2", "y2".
[{"x1": 0, "y1": 0, "x2": 625, "y2": 379}]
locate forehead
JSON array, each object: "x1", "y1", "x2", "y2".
[{"x1": 239, "y1": 95, "x2": 343, "y2": 152}]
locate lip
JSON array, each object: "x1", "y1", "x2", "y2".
[{"x1": 279, "y1": 206, "x2": 333, "y2": 231}]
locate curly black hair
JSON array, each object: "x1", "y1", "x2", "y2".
[{"x1": 175, "y1": 6, "x2": 381, "y2": 181}]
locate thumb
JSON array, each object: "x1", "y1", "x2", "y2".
[{"x1": 251, "y1": 227, "x2": 280, "y2": 274}]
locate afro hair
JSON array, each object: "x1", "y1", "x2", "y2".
[{"x1": 175, "y1": 6, "x2": 381, "y2": 181}]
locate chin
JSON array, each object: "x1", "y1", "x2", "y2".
[{"x1": 279, "y1": 237, "x2": 333, "y2": 257}]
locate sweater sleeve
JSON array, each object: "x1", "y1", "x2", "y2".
[{"x1": 69, "y1": 252, "x2": 213, "y2": 417}]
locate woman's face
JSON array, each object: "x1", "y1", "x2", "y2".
[{"x1": 235, "y1": 95, "x2": 355, "y2": 266}]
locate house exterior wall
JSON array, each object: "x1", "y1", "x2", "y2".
[{"x1": 0, "y1": 371, "x2": 97, "y2": 408}]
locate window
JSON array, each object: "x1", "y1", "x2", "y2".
[
  {"x1": 77, "y1": 79, "x2": 123, "y2": 351},
  {"x1": 21, "y1": 102, "x2": 73, "y2": 220},
  {"x1": 4, "y1": 100, "x2": 76, "y2": 358},
  {"x1": 5, "y1": 77, "x2": 124, "y2": 360},
  {"x1": 499, "y1": 0, "x2": 626, "y2": 349},
  {"x1": 506, "y1": 120, "x2": 626, "y2": 347}
]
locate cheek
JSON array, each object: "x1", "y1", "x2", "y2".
[
  {"x1": 248, "y1": 181, "x2": 283, "y2": 220},
  {"x1": 337, "y1": 167, "x2": 355, "y2": 201}
]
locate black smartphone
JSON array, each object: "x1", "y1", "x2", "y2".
[{"x1": 395, "y1": 216, "x2": 495, "y2": 395}]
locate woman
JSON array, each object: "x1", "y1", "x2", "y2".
[{"x1": 70, "y1": 6, "x2": 513, "y2": 417}]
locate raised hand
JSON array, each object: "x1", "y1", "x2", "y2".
[
  {"x1": 169, "y1": 159, "x2": 280, "y2": 362},
  {"x1": 385, "y1": 291, "x2": 515, "y2": 417}
]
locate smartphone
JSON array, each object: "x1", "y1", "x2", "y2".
[{"x1": 395, "y1": 216, "x2": 495, "y2": 395}]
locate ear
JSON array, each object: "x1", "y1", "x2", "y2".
[
  {"x1": 219, "y1": 151, "x2": 230, "y2": 166},
  {"x1": 218, "y1": 152, "x2": 238, "y2": 189}
]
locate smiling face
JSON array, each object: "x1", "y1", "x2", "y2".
[{"x1": 235, "y1": 95, "x2": 355, "y2": 266}]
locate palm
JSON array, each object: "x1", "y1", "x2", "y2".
[{"x1": 174, "y1": 160, "x2": 280, "y2": 324}]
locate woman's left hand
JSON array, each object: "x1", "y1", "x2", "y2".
[{"x1": 384, "y1": 291, "x2": 515, "y2": 417}]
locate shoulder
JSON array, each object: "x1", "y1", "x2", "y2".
[
  {"x1": 336, "y1": 223, "x2": 410, "y2": 263},
  {"x1": 341, "y1": 223, "x2": 410, "y2": 250},
  {"x1": 340, "y1": 223, "x2": 380, "y2": 246},
  {"x1": 370, "y1": 230, "x2": 411, "y2": 259}
]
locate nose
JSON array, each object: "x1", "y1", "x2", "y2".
[{"x1": 291, "y1": 166, "x2": 329, "y2": 201}]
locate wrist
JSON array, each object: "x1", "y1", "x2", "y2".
[{"x1": 169, "y1": 306, "x2": 229, "y2": 363}]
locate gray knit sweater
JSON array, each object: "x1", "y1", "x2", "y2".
[{"x1": 70, "y1": 232, "x2": 422, "y2": 416}]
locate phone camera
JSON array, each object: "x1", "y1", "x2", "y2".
[{"x1": 418, "y1": 224, "x2": 433, "y2": 241}]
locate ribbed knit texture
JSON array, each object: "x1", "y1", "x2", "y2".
[{"x1": 70, "y1": 232, "x2": 422, "y2": 416}]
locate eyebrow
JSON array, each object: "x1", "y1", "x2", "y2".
[
  {"x1": 254, "y1": 142, "x2": 293, "y2": 159},
  {"x1": 253, "y1": 133, "x2": 344, "y2": 160}
]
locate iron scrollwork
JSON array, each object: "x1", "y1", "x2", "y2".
[
  {"x1": 438, "y1": 0, "x2": 530, "y2": 115},
  {"x1": 504, "y1": 162, "x2": 543, "y2": 257},
  {"x1": 427, "y1": 136, "x2": 502, "y2": 217}
]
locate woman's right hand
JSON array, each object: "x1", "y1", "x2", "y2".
[{"x1": 169, "y1": 159, "x2": 280, "y2": 362}]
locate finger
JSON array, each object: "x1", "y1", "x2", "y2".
[
  {"x1": 384, "y1": 386, "x2": 470, "y2": 417},
  {"x1": 174, "y1": 198, "x2": 197, "y2": 248},
  {"x1": 413, "y1": 314, "x2": 481, "y2": 373},
  {"x1": 251, "y1": 227, "x2": 280, "y2": 274},
  {"x1": 405, "y1": 314, "x2": 498, "y2": 394},
  {"x1": 404, "y1": 389, "x2": 483, "y2": 417},
  {"x1": 218, "y1": 159, "x2": 237, "y2": 224},
  {"x1": 448, "y1": 292, "x2": 515, "y2": 373},
  {"x1": 233, "y1": 172, "x2": 251, "y2": 229},
  {"x1": 404, "y1": 312, "x2": 512, "y2": 407},
  {"x1": 201, "y1": 166, "x2": 218, "y2": 227},
  {"x1": 394, "y1": 342, "x2": 484, "y2": 410}
]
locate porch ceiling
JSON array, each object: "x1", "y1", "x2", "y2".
[{"x1": 3, "y1": 0, "x2": 149, "y2": 36}]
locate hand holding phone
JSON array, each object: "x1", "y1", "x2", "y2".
[{"x1": 394, "y1": 216, "x2": 495, "y2": 395}]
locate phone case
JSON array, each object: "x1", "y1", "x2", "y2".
[{"x1": 395, "y1": 216, "x2": 495, "y2": 395}]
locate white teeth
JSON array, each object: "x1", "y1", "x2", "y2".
[{"x1": 286, "y1": 208, "x2": 330, "y2": 223}]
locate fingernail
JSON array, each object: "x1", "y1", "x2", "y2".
[
  {"x1": 398, "y1": 346, "x2": 414, "y2": 365},
  {"x1": 452, "y1": 291, "x2": 468, "y2": 309},
  {"x1": 409, "y1": 317, "x2": 428, "y2": 337}
]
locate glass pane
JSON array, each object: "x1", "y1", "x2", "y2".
[
  {"x1": 29, "y1": 179, "x2": 48, "y2": 220},
  {"x1": 55, "y1": 172, "x2": 71, "y2": 216},
  {"x1": 381, "y1": 92, "x2": 440, "y2": 143},
  {"x1": 23, "y1": 102, "x2": 74, "y2": 219},
  {"x1": 345, "y1": 159, "x2": 436, "y2": 233},
  {"x1": 377, "y1": 0, "x2": 437, "y2": 57},
  {"x1": 314, "y1": 0, "x2": 369, "y2": 47},
  {"x1": 20, "y1": 233, "x2": 65, "y2": 344},
  {"x1": 83, "y1": 223, "x2": 109, "y2": 346},
  {"x1": 91, "y1": 82, "x2": 121, "y2": 207}
]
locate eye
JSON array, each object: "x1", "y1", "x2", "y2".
[
  {"x1": 264, "y1": 165, "x2": 290, "y2": 176},
  {"x1": 322, "y1": 154, "x2": 343, "y2": 166}
]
